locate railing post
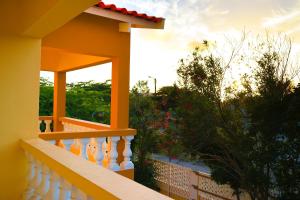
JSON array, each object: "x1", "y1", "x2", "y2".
[
  {"x1": 81, "y1": 138, "x2": 90, "y2": 160},
  {"x1": 45, "y1": 169, "x2": 59, "y2": 199},
  {"x1": 23, "y1": 153, "x2": 35, "y2": 199},
  {"x1": 59, "y1": 177, "x2": 71, "y2": 200},
  {"x1": 30, "y1": 160, "x2": 42, "y2": 199},
  {"x1": 96, "y1": 137, "x2": 106, "y2": 166},
  {"x1": 120, "y1": 135, "x2": 134, "y2": 170},
  {"x1": 45, "y1": 120, "x2": 52, "y2": 132},
  {"x1": 37, "y1": 163, "x2": 49, "y2": 198},
  {"x1": 108, "y1": 136, "x2": 120, "y2": 171}
]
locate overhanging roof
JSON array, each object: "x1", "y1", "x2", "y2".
[{"x1": 84, "y1": 1, "x2": 165, "y2": 30}]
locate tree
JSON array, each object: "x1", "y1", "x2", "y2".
[
  {"x1": 66, "y1": 81, "x2": 111, "y2": 124},
  {"x1": 130, "y1": 81, "x2": 159, "y2": 190},
  {"x1": 39, "y1": 80, "x2": 111, "y2": 124},
  {"x1": 39, "y1": 78, "x2": 54, "y2": 116},
  {"x1": 176, "y1": 35, "x2": 300, "y2": 200}
]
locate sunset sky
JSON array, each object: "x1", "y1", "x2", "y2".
[{"x1": 41, "y1": 0, "x2": 300, "y2": 91}]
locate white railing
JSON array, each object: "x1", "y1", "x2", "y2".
[
  {"x1": 39, "y1": 116, "x2": 136, "y2": 171},
  {"x1": 23, "y1": 152, "x2": 92, "y2": 200},
  {"x1": 39, "y1": 117, "x2": 136, "y2": 172},
  {"x1": 21, "y1": 139, "x2": 171, "y2": 200}
]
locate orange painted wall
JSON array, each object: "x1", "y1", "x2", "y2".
[{"x1": 43, "y1": 13, "x2": 131, "y2": 129}]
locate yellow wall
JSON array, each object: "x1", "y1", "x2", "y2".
[{"x1": 0, "y1": 34, "x2": 41, "y2": 199}]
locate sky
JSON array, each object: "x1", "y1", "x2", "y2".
[{"x1": 41, "y1": 0, "x2": 300, "y2": 91}]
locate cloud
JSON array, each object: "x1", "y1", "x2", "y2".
[
  {"x1": 262, "y1": 1, "x2": 300, "y2": 41},
  {"x1": 101, "y1": 0, "x2": 300, "y2": 88}
]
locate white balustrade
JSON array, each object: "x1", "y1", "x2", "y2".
[
  {"x1": 120, "y1": 136, "x2": 134, "y2": 170},
  {"x1": 21, "y1": 138, "x2": 170, "y2": 200},
  {"x1": 23, "y1": 151, "x2": 95, "y2": 200},
  {"x1": 51, "y1": 120, "x2": 136, "y2": 172},
  {"x1": 108, "y1": 136, "x2": 120, "y2": 171},
  {"x1": 52, "y1": 135, "x2": 135, "y2": 171}
]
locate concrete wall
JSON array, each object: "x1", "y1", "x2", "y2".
[{"x1": 0, "y1": 34, "x2": 41, "y2": 199}]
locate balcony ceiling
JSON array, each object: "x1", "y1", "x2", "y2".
[{"x1": 41, "y1": 47, "x2": 111, "y2": 72}]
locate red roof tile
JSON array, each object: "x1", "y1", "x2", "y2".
[{"x1": 96, "y1": 1, "x2": 163, "y2": 23}]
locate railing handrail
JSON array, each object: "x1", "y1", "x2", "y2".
[
  {"x1": 39, "y1": 116, "x2": 53, "y2": 120},
  {"x1": 21, "y1": 138, "x2": 172, "y2": 200},
  {"x1": 39, "y1": 129, "x2": 136, "y2": 140},
  {"x1": 60, "y1": 117, "x2": 111, "y2": 130}
]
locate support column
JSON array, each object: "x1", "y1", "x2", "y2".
[
  {"x1": 111, "y1": 56, "x2": 130, "y2": 129},
  {"x1": 111, "y1": 55, "x2": 130, "y2": 164},
  {"x1": 53, "y1": 72, "x2": 66, "y2": 131}
]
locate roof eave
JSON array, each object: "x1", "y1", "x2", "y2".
[{"x1": 84, "y1": 6, "x2": 165, "y2": 30}]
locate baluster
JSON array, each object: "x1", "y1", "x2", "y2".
[
  {"x1": 36, "y1": 163, "x2": 49, "y2": 199},
  {"x1": 96, "y1": 137, "x2": 106, "y2": 166},
  {"x1": 63, "y1": 139, "x2": 74, "y2": 151},
  {"x1": 102, "y1": 140, "x2": 108, "y2": 167},
  {"x1": 58, "y1": 178, "x2": 71, "y2": 200},
  {"x1": 45, "y1": 169, "x2": 59, "y2": 199},
  {"x1": 45, "y1": 120, "x2": 52, "y2": 132},
  {"x1": 120, "y1": 136, "x2": 134, "y2": 170},
  {"x1": 23, "y1": 153, "x2": 35, "y2": 199},
  {"x1": 29, "y1": 160, "x2": 41, "y2": 200},
  {"x1": 70, "y1": 185, "x2": 78, "y2": 200},
  {"x1": 81, "y1": 138, "x2": 90, "y2": 160},
  {"x1": 108, "y1": 137, "x2": 120, "y2": 171}
]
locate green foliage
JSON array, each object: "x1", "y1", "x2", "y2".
[
  {"x1": 39, "y1": 80, "x2": 111, "y2": 123},
  {"x1": 175, "y1": 38, "x2": 300, "y2": 200},
  {"x1": 39, "y1": 78, "x2": 54, "y2": 116},
  {"x1": 130, "y1": 81, "x2": 159, "y2": 190},
  {"x1": 66, "y1": 81, "x2": 111, "y2": 124}
]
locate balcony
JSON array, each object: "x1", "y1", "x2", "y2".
[
  {"x1": 38, "y1": 116, "x2": 136, "y2": 178},
  {"x1": 21, "y1": 138, "x2": 171, "y2": 200},
  {"x1": 0, "y1": 0, "x2": 170, "y2": 198}
]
